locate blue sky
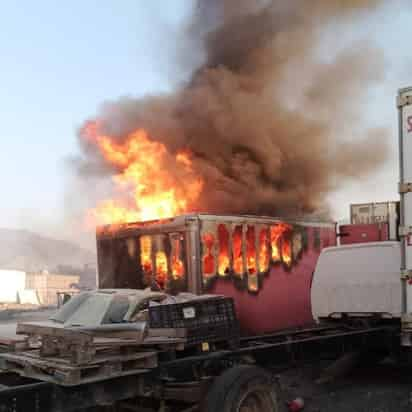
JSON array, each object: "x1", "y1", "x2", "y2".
[
  {"x1": 0, "y1": 1, "x2": 189, "y2": 232},
  {"x1": 0, "y1": 1, "x2": 411, "y2": 240}
]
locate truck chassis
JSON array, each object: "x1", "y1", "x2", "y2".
[{"x1": 0, "y1": 320, "x2": 399, "y2": 412}]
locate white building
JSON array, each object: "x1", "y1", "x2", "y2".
[
  {"x1": 0, "y1": 269, "x2": 80, "y2": 306},
  {"x1": 0, "y1": 270, "x2": 26, "y2": 303}
]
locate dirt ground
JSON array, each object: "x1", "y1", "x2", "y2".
[{"x1": 280, "y1": 361, "x2": 412, "y2": 412}]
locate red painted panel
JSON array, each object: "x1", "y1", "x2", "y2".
[
  {"x1": 340, "y1": 223, "x2": 389, "y2": 245},
  {"x1": 208, "y1": 226, "x2": 336, "y2": 335}
]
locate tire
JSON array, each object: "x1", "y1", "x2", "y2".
[{"x1": 202, "y1": 365, "x2": 280, "y2": 412}]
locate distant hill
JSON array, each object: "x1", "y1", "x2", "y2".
[{"x1": 0, "y1": 228, "x2": 96, "y2": 273}]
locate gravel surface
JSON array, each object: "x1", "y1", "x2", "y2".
[{"x1": 280, "y1": 362, "x2": 412, "y2": 412}]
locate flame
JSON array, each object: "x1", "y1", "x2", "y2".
[
  {"x1": 233, "y1": 226, "x2": 244, "y2": 276},
  {"x1": 155, "y1": 251, "x2": 168, "y2": 288},
  {"x1": 140, "y1": 236, "x2": 153, "y2": 284},
  {"x1": 258, "y1": 228, "x2": 270, "y2": 273},
  {"x1": 246, "y1": 226, "x2": 257, "y2": 275},
  {"x1": 171, "y1": 257, "x2": 184, "y2": 280},
  {"x1": 246, "y1": 226, "x2": 258, "y2": 292},
  {"x1": 83, "y1": 121, "x2": 203, "y2": 225},
  {"x1": 270, "y1": 224, "x2": 291, "y2": 261},
  {"x1": 217, "y1": 224, "x2": 230, "y2": 276},
  {"x1": 171, "y1": 237, "x2": 185, "y2": 280},
  {"x1": 282, "y1": 236, "x2": 292, "y2": 266}
]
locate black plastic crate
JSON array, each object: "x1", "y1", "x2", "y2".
[{"x1": 148, "y1": 297, "x2": 239, "y2": 345}]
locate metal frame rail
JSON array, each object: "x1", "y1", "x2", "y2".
[
  {"x1": 237, "y1": 324, "x2": 398, "y2": 366},
  {"x1": 239, "y1": 324, "x2": 397, "y2": 352},
  {"x1": 0, "y1": 323, "x2": 399, "y2": 412}
]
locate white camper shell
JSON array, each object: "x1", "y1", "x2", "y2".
[{"x1": 311, "y1": 242, "x2": 401, "y2": 321}]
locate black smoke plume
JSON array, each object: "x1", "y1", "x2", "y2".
[{"x1": 76, "y1": 0, "x2": 388, "y2": 218}]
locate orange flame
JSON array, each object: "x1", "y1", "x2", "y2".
[
  {"x1": 155, "y1": 251, "x2": 168, "y2": 288},
  {"x1": 171, "y1": 257, "x2": 184, "y2": 280},
  {"x1": 140, "y1": 236, "x2": 153, "y2": 284},
  {"x1": 246, "y1": 226, "x2": 257, "y2": 275},
  {"x1": 258, "y1": 228, "x2": 270, "y2": 273},
  {"x1": 270, "y1": 224, "x2": 291, "y2": 261},
  {"x1": 171, "y1": 237, "x2": 185, "y2": 280},
  {"x1": 233, "y1": 226, "x2": 244, "y2": 277},
  {"x1": 246, "y1": 226, "x2": 258, "y2": 292},
  {"x1": 83, "y1": 121, "x2": 203, "y2": 225},
  {"x1": 282, "y1": 236, "x2": 292, "y2": 266}
]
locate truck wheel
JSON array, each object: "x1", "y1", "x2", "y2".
[{"x1": 202, "y1": 365, "x2": 280, "y2": 412}]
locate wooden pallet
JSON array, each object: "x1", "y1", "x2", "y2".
[
  {"x1": 17, "y1": 323, "x2": 187, "y2": 364},
  {"x1": 0, "y1": 349, "x2": 158, "y2": 386},
  {"x1": 17, "y1": 322, "x2": 145, "y2": 364},
  {"x1": 38, "y1": 336, "x2": 185, "y2": 365}
]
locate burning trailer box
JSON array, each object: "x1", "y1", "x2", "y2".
[{"x1": 96, "y1": 214, "x2": 336, "y2": 335}]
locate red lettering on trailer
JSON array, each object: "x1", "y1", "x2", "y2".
[{"x1": 408, "y1": 116, "x2": 412, "y2": 133}]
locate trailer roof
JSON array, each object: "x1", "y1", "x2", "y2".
[{"x1": 96, "y1": 212, "x2": 335, "y2": 239}]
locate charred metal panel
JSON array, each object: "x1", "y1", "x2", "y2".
[
  {"x1": 97, "y1": 238, "x2": 116, "y2": 289},
  {"x1": 185, "y1": 217, "x2": 201, "y2": 295},
  {"x1": 106, "y1": 237, "x2": 142, "y2": 289}
]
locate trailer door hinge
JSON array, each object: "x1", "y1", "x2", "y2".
[
  {"x1": 398, "y1": 95, "x2": 412, "y2": 107},
  {"x1": 399, "y1": 182, "x2": 412, "y2": 194}
]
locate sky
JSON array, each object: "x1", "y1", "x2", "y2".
[{"x1": 0, "y1": 1, "x2": 411, "y2": 244}]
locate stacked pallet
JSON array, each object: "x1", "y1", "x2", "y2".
[
  {"x1": 0, "y1": 322, "x2": 186, "y2": 386},
  {"x1": 0, "y1": 349, "x2": 158, "y2": 386}
]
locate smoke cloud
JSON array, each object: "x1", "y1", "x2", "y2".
[{"x1": 76, "y1": 0, "x2": 389, "y2": 218}]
